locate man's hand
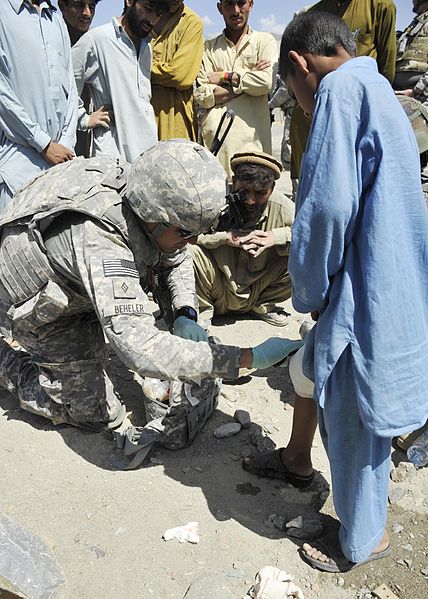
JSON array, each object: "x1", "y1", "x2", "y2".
[
  {"x1": 225, "y1": 229, "x2": 247, "y2": 248},
  {"x1": 208, "y1": 71, "x2": 225, "y2": 86},
  {"x1": 252, "y1": 59, "x2": 271, "y2": 71},
  {"x1": 239, "y1": 230, "x2": 275, "y2": 257},
  {"x1": 395, "y1": 89, "x2": 413, "y2": 97},
  {"x1": 42, "y1": 142, "x2": 74, "y2": 165},
  {"x1": 88, "y1": 105, "x2": 114, "y2": 130}
]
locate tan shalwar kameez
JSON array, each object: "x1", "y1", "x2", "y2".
[
  {"x1": 190, "y1": 190, "x2": 295, "y2": 319},
  {"x1": 194, "y1": 28, "x2": 277, "y2": 179}
]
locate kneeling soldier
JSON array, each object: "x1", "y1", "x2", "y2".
[{"x1": 0, "y1": 140, "x2": 294, "y2": 431}]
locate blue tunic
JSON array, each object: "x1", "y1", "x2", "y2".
[{"x1": 290, "y1": 57, "x2": 428, "y2": 438}]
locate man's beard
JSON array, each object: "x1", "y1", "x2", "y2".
[{"x1": 127, "y1": 4, "x2": 151, "y2": 39}]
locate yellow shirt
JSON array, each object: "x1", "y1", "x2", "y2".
[
  {"x1": 194, "y1": 28, "x2": 277, "y2": 179},
  {"x1": 290, "y1": 0, "x2": 397, "y2": 179},
  {"x1": 151, "y1": 5, "x2": 203, "y2": 141}
]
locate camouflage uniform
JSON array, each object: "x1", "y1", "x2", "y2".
[
  {"x1": 394, "y1": 8, "x2": 428, "y2": 91},
  {"x1": 0, "y1": 145, "x2": 240, "y2": 429}
]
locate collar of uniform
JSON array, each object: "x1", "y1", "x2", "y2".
[
  {"x1": 223, "y1": 25, "x2": 253, "y2": 46},
  {"x1": 9, "y1": 0, "x2": 55, "y2": 14}
]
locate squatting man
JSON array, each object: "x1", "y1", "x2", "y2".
[
  {"x1": 190, "y1": 151, "x2": 294, "y2": 327},
  {"x1": 0, "y1": 140, "x2": 296, "y2": 431}
]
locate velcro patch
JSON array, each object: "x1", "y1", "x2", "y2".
[
  {"x1": 103, "y1": 259, "x2": 139, "y2": 278},
  {"x1": 104, "y1": 303, "x2": 146, "y2": 318},
  {"x1": 113, "y1": 279, "x2": 137, "y2": 299}
]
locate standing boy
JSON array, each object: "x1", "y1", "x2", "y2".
[{"x1": 280, "y1": 12, "x2": 428, "y2": 571}]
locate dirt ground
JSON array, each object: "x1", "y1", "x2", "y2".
[{"x1": 0, "y1": 123, "x2": 427, "y2": 599}]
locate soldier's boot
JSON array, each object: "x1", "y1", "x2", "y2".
[{"x1": 0, "y1": 338, "x2": 66, "y2": 422}]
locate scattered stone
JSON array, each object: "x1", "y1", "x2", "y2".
[
  {"x1": 267, "y1": 513, "x2": 277, "y2": 522},
  {"x1": 388, "y1": 485, "x2": 407, "y2": 504},
  {"x1": 213, "y1": 423, "x2": 241, "y2": 439},
  {"x1": 286, "y1": 518, "x2": 324, "y2": 541},
  {"x1": 234, "y1": 409, "x2": 251, "y2": 429},
  {"x1": 404, "y1": 558, "x2": 413, "y2": 568},
  {"x1": 396, "y1": 559, "x2": 406, "y2": 567},
  {"x1": 372, "y1": 583, "x2": 400, "y2": 599},
  {"x1": 409, "y1": 532, "x2": 414, "y2": 539},
  {"x1": 337, "y1": 577, "x2": 345, "y2": 587},
  {"x1": 286, "y1": 516, "x2": 303, "y2": 529},
  {"x1": 240, "y1": 447, "x2": 253, "y2": 459},
  {"x1": 257, "y1": 436, "x2": 276, "y2": 452},
  {"x1": 392, "y1": 523, "x2": 403, "y2": 534},
  {"x1": 195, "y1": 466, "x2": 203, "y2": 473},
  {"x1": 229, "y1": 453, "x2": 241, "y2": 461},
  {"x1": 149, "y1": 455, "x2": 163, "y2": 465},
  {"x1": 264, "y1": 519, "x2": 275, "y2": 529},
  {"x1": 421, "y1": 568, "x2": 428, "y2": 576},
  {"x1": 401, "y1": 543, "x2": 413, "y2": 551},
  {"x1": 182, "y1": 466, "x2": 191, "y2": 474},
  {"x1": 249, "y1": 429, "x2": 263, "y2": 446},
  {"x1": 273, "y1": 516, "x2": 286, "y2": 531},
  {"x1": 318, "y1": 490, "x2": 329, "y2": 503},
  {"x1": 91, "y1": 545, "x2": 106, "y2": 558},
  {"x1": 390, "y1": 462, "x2": 416, "y2": 483}
]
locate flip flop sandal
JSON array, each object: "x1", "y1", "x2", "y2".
[
  {"x1": 242, "y1": 448, "x2": 315, "y2": 488},
  {"x1": 301, "y1": 531, "x2": 392, "y2": 573}
]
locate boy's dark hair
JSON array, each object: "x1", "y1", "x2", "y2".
[
  {"x1": 122, "y1": 0, "x2": 171, "y2": 16},
  {"x1": 233, "y1": 163, "x2": 276, "y2": 190},
  {"x1": 279, "y1": 11, "x2": 357, "y2": 80}
]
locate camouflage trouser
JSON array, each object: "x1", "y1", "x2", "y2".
[
  {"x1": 0, "y1": 310, "x2": 123, "y2": 429},
  {"x1": 0, "y1": 223, "x2": 123, "y2": 429}
]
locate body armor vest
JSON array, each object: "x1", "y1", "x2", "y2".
[
  {"x1": 0, "y1": 157, "x2": 131, "y2": 305},
  {"x1": 396, "y1": 11, "x2": 428, "y2": 74}
]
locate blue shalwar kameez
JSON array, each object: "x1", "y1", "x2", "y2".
[{"x1": 290, "y1": 57, "x2": 428, "y2": 563}]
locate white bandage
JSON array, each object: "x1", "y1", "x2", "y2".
[{"x1": 289, "y1": 345, "x2": 314, "y2": 398}]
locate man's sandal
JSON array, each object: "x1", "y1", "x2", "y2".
[
  {"x1": 301, "y1": 531, "x2": 391, "y2": 573},
  {"x1": 242, "y1": 448, "x2": 315, "y2": 488}
]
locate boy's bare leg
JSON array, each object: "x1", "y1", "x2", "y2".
[{"x1": 280, "y1": 393, "x2": 317, "y2": 476}]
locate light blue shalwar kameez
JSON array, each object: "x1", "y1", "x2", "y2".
[
  {"x1": 0, "y1": 0, "x2": 77, "y2": 211},
  {"x1": 290, "y1": 57, "x2": 428, "y2": 563}
]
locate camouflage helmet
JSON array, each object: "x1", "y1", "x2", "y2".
[
  {"x1": 398, "y1": 95, "x2": 428, "y2": 154},
  {"x1": 126, "y1": 140, "x2": 228, "y2": 236}
]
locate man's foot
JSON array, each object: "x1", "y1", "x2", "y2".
[
  {"x1": 302, "y1": 530, "x2": 391, "y2": 573},
  {"x1": 242, "y1": 447, "x2": 315, "y2": 488},
  {"x1": 250, "y1": 307, "x2": 290, "y2": 327}
]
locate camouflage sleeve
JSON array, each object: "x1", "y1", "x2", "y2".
[
  {"x1": 414, "y1": 71, "x2": 428, "y2": 103},
  {"x1": 71, "y1": 220, "x2": 240, "y2": 380},
  {"x1": 159, "y1": 248, "x2": 198, "y2": 312}
]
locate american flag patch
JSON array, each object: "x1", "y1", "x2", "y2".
[{"x1": 103, "y1": 259, "x2": 139, "y2": 278}]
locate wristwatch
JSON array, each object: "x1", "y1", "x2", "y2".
[{"x1": 174, "y1": 306, "x2": 198, "y2": 322}]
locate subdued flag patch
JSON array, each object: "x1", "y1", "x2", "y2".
[{"x1": 103, "y1": 259, "x2": 139, "y2": 278}]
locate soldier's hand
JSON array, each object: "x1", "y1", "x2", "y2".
[
  {"x1": 251, "y1": 337, "x2": 304, "y2": 370},
  {"x1": 42, "y1": 142, "x2": 74, "y2": 165},
  {"x1": 88, "y1": 105, "x2": 114, "y2": 130},
  {"x1": 173, "y1": 316, "x2": 208, "y2": 342},
  {"x1": 239, "y1": 230, "x2": 275, "y2": 257}
]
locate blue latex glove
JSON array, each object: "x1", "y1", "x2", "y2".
[
  {"x1": 252, "y1": 338, "x2": 304, "y2": 370},
  {"x1": 173, "y1": 316, "x2": 208, "y2": 342}
]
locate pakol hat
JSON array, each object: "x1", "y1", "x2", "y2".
[{"x1": 230, "y1": 151, "x2": 283, "y2": 180}]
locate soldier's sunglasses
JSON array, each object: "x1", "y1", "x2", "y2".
[{"x1": 177, "y1": 228, "x2": 196, "y2": 239}]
